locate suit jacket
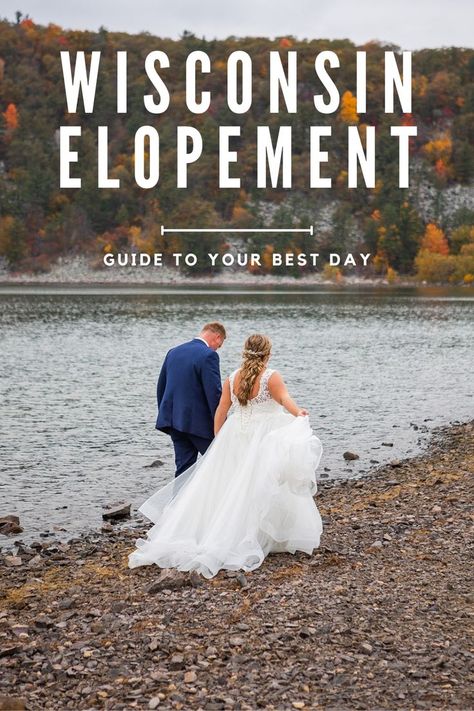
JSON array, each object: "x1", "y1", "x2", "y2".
[{"x1": 156, "y1": 338, "x2": 222, "y2": 440}]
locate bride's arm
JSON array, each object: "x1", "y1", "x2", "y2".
[
  {"x1": 214, "y1": 378, "x2": 232, "y2": 435},
  {"x1": 268, "y1": 372, "x2": 308, "y2": 417}
]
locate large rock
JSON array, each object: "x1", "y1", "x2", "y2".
[
  {"x1": 343, "y1": 451, "x2": 359, "y2": 461},
  {"x1": 102, "y1": 502, "x2": 131, "y2": 520},
  {"x1": 0, "y1": 515, "x2": 23, "y2": 536},
  {"x1": 146, "y1": 569, "x2": 189, "y2": 593}
]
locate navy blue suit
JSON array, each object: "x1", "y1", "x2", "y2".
[{"x1": 156, "y1": 338, "x2": 222, "y2": 476}]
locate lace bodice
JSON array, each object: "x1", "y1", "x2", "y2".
[{"x1": 229, "y1": 368, "x2": 277, "y2": 407}]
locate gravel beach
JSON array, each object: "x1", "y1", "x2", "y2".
[{"x1": 1, "y1": 421, "x2": 473, "y2": 710}]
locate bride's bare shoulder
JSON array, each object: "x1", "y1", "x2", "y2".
[{"x1": 268, "y1": 370, "x2": 285, "y2": 391}]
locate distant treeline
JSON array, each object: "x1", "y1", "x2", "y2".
[{"x1": 0, "y1": 16, "x2": 473, "y2": 281}]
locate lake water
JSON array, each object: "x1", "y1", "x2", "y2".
[{"x1": 0, "y1": 285, "x2": 472, "y2": 544}]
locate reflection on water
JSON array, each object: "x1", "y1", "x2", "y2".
[{"x1": 0, "y1": 285, "x2": 472, "y2": 542}]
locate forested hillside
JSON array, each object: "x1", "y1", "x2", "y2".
[{"x1": 0, "y1": 15, "x2": 473, "y2": 280}]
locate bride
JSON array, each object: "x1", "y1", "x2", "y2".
[{"x1": 128, "y1": 334, "x2": 323, "y2": 578}]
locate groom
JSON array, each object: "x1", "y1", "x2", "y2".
[{"x1": 156, "y1": 322, "x2": 226, "y2": 477}]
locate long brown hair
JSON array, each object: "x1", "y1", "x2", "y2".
[{"x1": 237, "y1": 334, "x2": 272, "y2": 405}]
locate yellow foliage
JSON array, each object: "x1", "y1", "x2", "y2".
[
  {"x1": 323, "y1": 263, "x2": 343, "y2": 282},
  {"x1": 130, "y1": 225, "x2": 156, "y2": 254},
  {"x1": 373, "y1": 251, "x2": 388, "y2": 274},
  {"x1": 336, "y1": 170, "x2": 348, "y2": 188},
  {"x1": 451, "y1": 225, "x2": 474, "y2": 253},
  {"x1": 339, "y1": 90, "x2": 359, "y2": 125},
  {"x1": 415, "y1": 250, "x2": 455, "y2": 282},
  {"x1": 386, "y1": 267, "x2": 398, "y2": 283},
  {"x1": 413, "y1": 75, "x2": 428, "y2": 98}
]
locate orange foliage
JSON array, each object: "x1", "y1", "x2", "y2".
[
  {"x1": 401, "y1": 113, "x2": 416, "y2": 127},
  {"x1": 3, "y1": 103, "x2": 18, "y2": 131},
  {"x1": 422, "y1": 134, "x2": 452, "y2": 164},
  {"x1": 20, "y1": 18, "x2": 36, "y2": 38},
  {"x1": 262, "y1": 244, "x2": 274, "y2": 270},
  {"x1": 339, "y1": 90, "x2": 359, "y2": 125},
  {"x1": 420, "y1": 223, "x2": 449, "y2": 255},
  {"x1": 279, "y1": 38, "x2": 292, "y2": 48},
  {"x1": 435, "y1": 158, "x2": 449, "y2": 179}
]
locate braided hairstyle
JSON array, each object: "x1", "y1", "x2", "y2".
[{"x1": 237, "y1": 334, "x2": 272, "y2": 406}]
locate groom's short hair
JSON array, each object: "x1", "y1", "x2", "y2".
[{"x1": 202, "y1": 322, "x2": 226, "y2": 339}]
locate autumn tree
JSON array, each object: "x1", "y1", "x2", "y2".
[{"x1": 420, "y1": 223, "x2": 450, "y2": 255}]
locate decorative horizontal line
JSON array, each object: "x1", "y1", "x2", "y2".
[{"x1": 161, "y1": 225, "x2": 314, "y2": 235}]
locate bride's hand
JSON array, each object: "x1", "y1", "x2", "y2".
[{"x1": 297, "y1": 408, "x2": 308, "y2": 417}]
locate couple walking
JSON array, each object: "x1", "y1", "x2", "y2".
[{"x1": 128, "y1": 322, "x2": 323, "y2": 578}]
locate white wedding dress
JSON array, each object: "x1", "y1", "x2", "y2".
[{"x1": 128, "y1": 368, "x2": 323, "y2": 578}]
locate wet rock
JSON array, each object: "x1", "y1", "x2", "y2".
[
  {"x1": 144, "y1": 459, "x2": 165, "y2": 468},
  {"x1": 343, "y1": 451, "x2": 359, "y2": 461},
  {"x1": 0, "y1": 519, "x2": 24, "y2": 536},
  {"x1": 382, "y1": 442, "x2": 394, "y2": 447},
  {"x1": 102, "y1": 501, "x2": 131, "y2": 520}
]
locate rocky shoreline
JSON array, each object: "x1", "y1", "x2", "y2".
[{"x1": 1, "y1": 421, "x2": 473, "y2": 710}]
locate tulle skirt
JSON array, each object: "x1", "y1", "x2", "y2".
[{"x1": 128, "y1": 408, "x2": 323, "y2": 578}]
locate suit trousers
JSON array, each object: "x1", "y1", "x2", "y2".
[{"x1": 170, "y1": 428, "x2": 213, "y2": 477}]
